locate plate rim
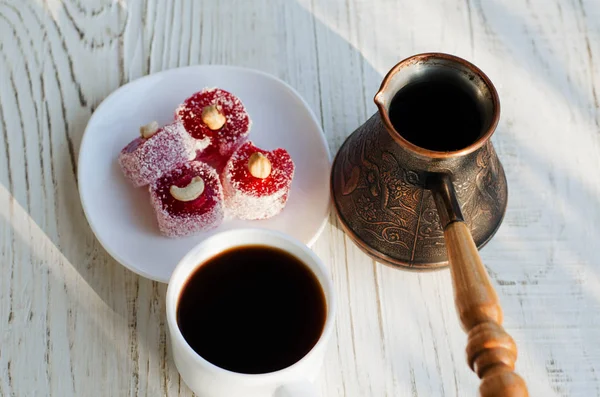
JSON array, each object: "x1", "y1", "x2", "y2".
[{"x1": 78, "y1": 65, "x2": 331, "y2": 282}]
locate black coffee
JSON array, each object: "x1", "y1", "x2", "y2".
[
  {"x1": 177, "y1": 245, "x2": 327, "y2": 374},
  {"x1": 388, "y1": 80, "x2": 484, "y2": 151}
]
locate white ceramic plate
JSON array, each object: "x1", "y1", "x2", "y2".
[{"x1": 78, "y1": 66, "x2": 331, "y2": 283}]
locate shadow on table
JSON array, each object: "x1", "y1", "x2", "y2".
[{"x1": 2, "y1": 0, "x2": 599, "y2": 395}]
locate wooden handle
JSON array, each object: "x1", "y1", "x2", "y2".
[{"x1": 444, "y1": 222, "x2": 528, "y2": 397}]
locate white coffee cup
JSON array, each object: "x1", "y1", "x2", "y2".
[{"x1": 166, "y1": 228, "x2": 336, "y2": 397}]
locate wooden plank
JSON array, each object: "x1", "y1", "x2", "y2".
[{"x1": 0, "y1": 0, "x2": 599, "y2": 396}]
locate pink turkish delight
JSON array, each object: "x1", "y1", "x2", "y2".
[
  {"x1": 150, "y1": 161, "x2": 224, "y2": 237},
  {"x1": 118, "y1": 121, "x2": 195, "y2": 187},
  {"x1": 176, "y1": 88, "x2": 251, "y2": 171},
  {"x1": 222, "y1": 141, "x2": 294, "y2": 220}
]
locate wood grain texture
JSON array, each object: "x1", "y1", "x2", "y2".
[
  {"x1": 0, "y1": 0, "x2": 599, "y2": 396},
  {"x1": 444, "y1": 221, "x2": 528, "y2": 396}
]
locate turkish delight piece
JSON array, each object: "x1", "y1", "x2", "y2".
[
  {"x1": 150, "y1": 161, "x2": 224, "y2": 237},
  {"x1": 176, "y1": 88, "x2": 251, "y2": 171},
  {"x1": 118, "y1": 121, "x2": 195, "y2": 187},
  {"x1": 222, "y1": 141, "x2": 294, "y2": 220}
]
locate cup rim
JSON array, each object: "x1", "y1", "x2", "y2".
[
  {"x1": 374, "y1": 52, "x2": 501, "y2": 160},
  {"x1": 166, "y1": 228, "x2": 336, "y2": 383}
]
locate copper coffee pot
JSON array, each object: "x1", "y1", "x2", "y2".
[{"x1": 331, "y1": 53, "x2": 528, "y2": 396}]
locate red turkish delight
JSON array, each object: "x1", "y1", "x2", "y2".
[
  {"x1": 150, "y1": 161, "x2": 224, "y2": 237},
  {"x1": 222, "y1": 141, "x2": 294, "y2": 220},
  {"x1": 118, "y1": 121, "x2": 195, "y2": 187},
  {"x1": 176, "y1": 88, "x2": 251, "y2": 171}
]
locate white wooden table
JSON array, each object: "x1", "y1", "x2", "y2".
[{"x1": 1, "y1": 0, "x2": 599, "y2": 395}]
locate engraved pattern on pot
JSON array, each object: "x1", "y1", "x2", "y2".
[
  {"x1": 332, "y1": 114, "x2": 508, "y2": 269},
  {"x1": 343, "y1": 125, "x2": 419, "y2": 252}
]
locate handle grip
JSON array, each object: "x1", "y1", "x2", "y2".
[
  {"x1": 430, "y1": 174, "x2": 528, "y2": 396},
  {"x1": 444, "y1": 221, "x2": 528, "y2": 397}
]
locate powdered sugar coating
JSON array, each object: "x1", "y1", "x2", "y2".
[
  {"x1": 150, "y1": 161, "x2": 224, "y2": 237},
  {"x1": 118, "y1": 121, "x2": 195, "y2": 187},
  {"x1": 176, "y1": 88, "x2": 251, "y2": 167},
  {"x1": 222, "y1": 141, "x2": 295, "y2": 220}
]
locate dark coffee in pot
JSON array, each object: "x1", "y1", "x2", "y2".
[{"x1": 389, "y1": 80, "x2": 483, "y2": 152}]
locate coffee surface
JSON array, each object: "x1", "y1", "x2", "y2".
[
  {"x1": 389, "y1": 80, "x2": 484, "y2": 151},
  {"x1": 177, "y1": 245, "x2": 327, "y2": 374}
]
